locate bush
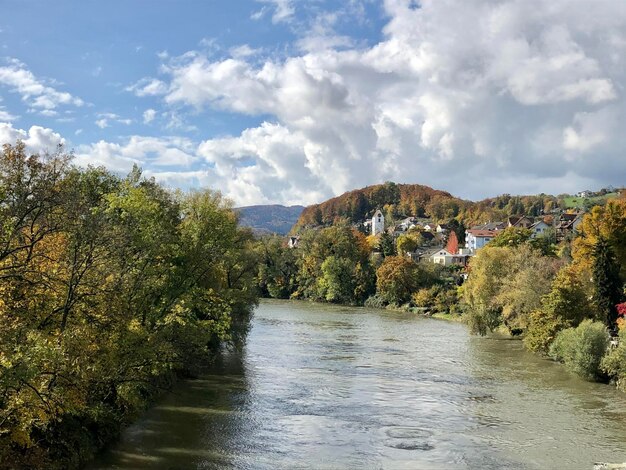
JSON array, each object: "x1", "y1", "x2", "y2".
[
  {"x1": 412, "y1": 287, "x2": 437, "y2": 308},
  {"x1": 549, "y1": 320, "x2": 609, "y2": 381},
  {"x1": 601, "y1": 329, "x2": 626, "y2": 391},
  {"x1": 364, "y1": 294, "x2": 387, "y2": 309}
]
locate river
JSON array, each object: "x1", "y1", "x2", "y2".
[{"x1": 91, "y1": 300, "x2": 626, "y2": 469}]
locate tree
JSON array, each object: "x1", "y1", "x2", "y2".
[
  {"x1": 378, "y1": 231, "x2": 396, "y2": 257},
  {"x1": 294, "y1": 226, "x2": 374, "y2": 304},
  {"x1": 463, "y1": 245, "x2": 560, "y2": 335},
  {"x1": 396, "y1": 233, "x2": 418, "y2": 255},
  {"x1": 592, "y1": 238, "x2": 623, "y2": 328},
  {"x1": 445, "y1": 230, "x2": 459, "y2": 254},
  {"x1": 376, "y1": 256, "x2": 432, "y2": 305},
  {"x1": 524, "y1": 265, "x2": 592, "y2": 353},
  {"x1": 573, "y1": 198, "x2": 626, "y2": 280},
  {"x1": 490, "y1": 227, "x2": 532, "y2": 248}
]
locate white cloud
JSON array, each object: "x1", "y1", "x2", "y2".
[
  {"x1": 126, "y1": 77, "x2": 168, "y2": 97},
  {"x1": 6, "y1": 0, "x2": 625, "y2": 207},
  {"x1": 0, "y1": 58, "x2": 84, "y2": 112},
  {"x1": 255, "y1": 0, "x2": 295, "y2": 24},
  {"x1": 0, "y1": 123, "x2": 65, "y2": 154},
  {"x1": 145, "y1": 0, "x2": 626, "y2": 204},
  {"x1": 95, "y1": 113, "x2": 133, "y2": 129},
  {"x1": 143, "y1": 108, "x2": 157, "y2": 124},
  {"x1": 75, "y1": 135, "x2": 199, "y2": 173},
  {"x1": 0, "y1": 106, "x2": 16, "y2": 121}
]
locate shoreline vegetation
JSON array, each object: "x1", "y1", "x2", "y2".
[
  {"x1": 1, "y1": 142, "x2": 625, "y2": 468},
  {"x1": 0, "y1": 143, "x2": 259, "y2": 469}
]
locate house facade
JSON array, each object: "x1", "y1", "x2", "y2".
[
  {"x1": 465, "y1": 229, "x2": 498, "y2": 252},
  {"x1": 529, "y1": 220, "x2": 550, "y2": 238},
  {"x1": 430, "y1": 248, "x2": 470, "y2": 267}
]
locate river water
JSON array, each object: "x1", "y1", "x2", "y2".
[{"x1": 92, "y1": 300, "x2": 626, "y2": 469}]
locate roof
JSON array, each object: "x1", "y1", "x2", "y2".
[
  {"x1": 530, "y1": 220, "x2": 549, "y2": 229},
  {"x1": 466, "y1": 229, "x2": 498, "y2": 237},
  {"x1": 471, "y1": 222, "x2": 505, "y2": 231}
]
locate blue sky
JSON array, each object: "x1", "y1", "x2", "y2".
[{"x1": 1, "y1": 0, "x2": 625, "y2": 205}]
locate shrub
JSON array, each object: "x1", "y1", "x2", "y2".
[
  {"x1": 549, "y1": 320, "x2": 609, "y2": 381},
  {"x1": 364, "y1": 294, "x2": 387, "y2": 309},
  {"x1": 601, "y1": 330, "x2": 626, "y2": 391},
  {"x1": 412, "y1": 287, "x2": 437, "y2": 308}
]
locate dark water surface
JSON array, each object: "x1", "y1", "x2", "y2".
[{"x1": 91, "y1": 300, "x2": 626, "y2": 469}]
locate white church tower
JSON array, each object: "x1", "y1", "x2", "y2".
[{"x1": 372, "y1": 210, "x2": 384, "y2": 236}]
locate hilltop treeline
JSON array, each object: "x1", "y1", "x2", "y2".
[
  {"x1": 0, "y1": 143, "x2": 258, "y2": 468},
  {"x1": 294, "y1": 181, "x2": 563, "y2": 230}
]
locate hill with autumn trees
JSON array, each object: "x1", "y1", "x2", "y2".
[{"x1": 293, "y1": 181, "x2": 570, "y2": 231}]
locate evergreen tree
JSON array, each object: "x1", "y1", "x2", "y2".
[
  {"x1": 592, "y1": 238, "x2": 623, "y2": 328},
  {"x1": 378, "y1": 231, "x2": 396, "y2": 257}
]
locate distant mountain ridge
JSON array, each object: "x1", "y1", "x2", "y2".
[{"x1": 236, "y1": 204, "x2": 305, "y2": 235}]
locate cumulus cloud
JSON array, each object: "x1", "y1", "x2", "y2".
[
  {"x1": 0, "y1": 108, "x2": 16, "y2": 121},
  {"x1": 0, "y1": 58, "x2": 84, "y2": 112},
  {"x1": 0, "y1": 122, "x2": 65, "y2": 154},
  {"x1": 126, "y1": 77, "x2": 168, "y2": 97},
  {"x1": 95, "y1": 113, "x2": 133, "y2": 129},
  {"x1": 253, "y1": 0, "x2": 295, "y2": 24},
  {"x1": 75, "y1": 135, "x2": 200, "y2": 173},
  {"x1": 139, "y1": 0, "x2": 626, "y2": 204},
  {"x1": 143, "y1": 108, "x2": 157, "y2": 124}
]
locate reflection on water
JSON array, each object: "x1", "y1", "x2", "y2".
[{"x1": 91, "y1": 300, "x2": 626, "y2": 470}]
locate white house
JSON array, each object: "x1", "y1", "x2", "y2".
[
  {"x1": 429, "y1": 248, "x2": 470, "y2": 267},
  {"x1": 465, "y1": 229, "x2": 498, "y2": 252},
  {"x1": 372, "y1": 210, "x2": 385, "y2": 236},
  {"x1": 529, "y1": 220, "x2": 550, "y2": 238}
]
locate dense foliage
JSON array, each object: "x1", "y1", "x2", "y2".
[
  {"x1": 293, "y1": 181, "x2": 567, "y2": 231},
  {"x1": 0, "y1": 143, "x2": 258, "y2": 468},
  {"x1": 463, "y1": 197, "x2": 626, "y2": 385},
  {"x1": 549, "y1": 321, "x2": 609, "y2": 381}
]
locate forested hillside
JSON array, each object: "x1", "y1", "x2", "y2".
[
  {"x1": 0, "y1": 143, "x2": 259, "y2": 468},
  {"x1": 294, "y1": 181, "x2": 563, "y2": 230},
  {"x1": 237, "y1": 204, "x2": 304, "y2": 235}
]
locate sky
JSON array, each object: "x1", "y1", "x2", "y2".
[{"x1": 0, "y1": 0, "x2": 625, "y2": 206}]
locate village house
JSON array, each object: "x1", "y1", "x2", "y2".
[
  {"x1": 288, "y1": 236, "x2": 300, "y2": 248},
  {"x1": 529, "y1": 220, "x2": 551, "y2": 238},
  {"x1": 556, "y1": 212, "x2": 583, "y2": 240},
  {"x1": 429, "y1": 248, "x2": 471, "y2": 267},
  {"x1": 465, "y1": 228, "x2": 498, "y2": 252},
  {"x1": 507, "y1": 216, "x2": 533, "y2": 229},
  {"x1": 436, "y1": 224, "x2": 450, "y2": 233}
]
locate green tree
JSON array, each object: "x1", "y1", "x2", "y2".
[
  {"x1": 490, "y1": 227, "x2": 532, "y2": 248},
  {"x1": 378, "y1": 231, "x2": 396, "y2": 257},
  {"x1": 524, "y1": 265, "x2": 591, "y2": 353},
  {"x1": 592, "y1": 238, "x2": 623, "y2": 328},
  {"x1": 376, "y1": 256, "x2": 432, "y2": 305}
]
